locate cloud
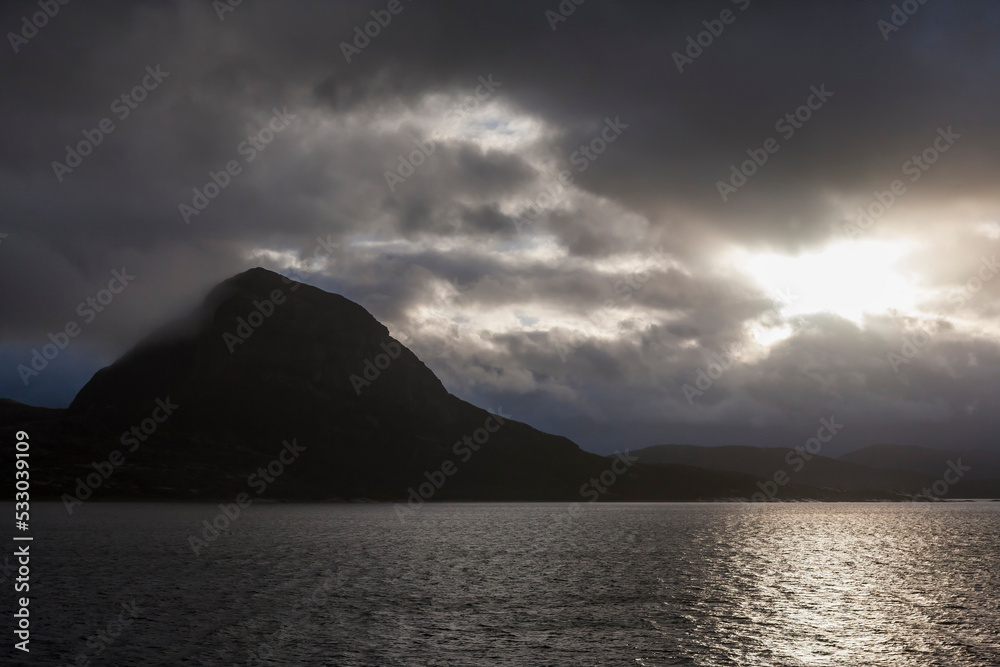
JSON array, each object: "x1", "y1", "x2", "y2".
[{"x1": 1, "y1": 0, "x2": 999, "y2": 454}]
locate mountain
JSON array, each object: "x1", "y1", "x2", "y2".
[
  {"x1": 3, "y1": 268, "x2": 996, "y2": 503},
  {"x1": 631, "y1": 444, "x2": 1000, "y2": 498},
  {"x1": 840, "y1": 444, "x2": 1000, "y2": 481},
  {"x1": 0, "y1": 268, "x2": 793, "y2": 502}
]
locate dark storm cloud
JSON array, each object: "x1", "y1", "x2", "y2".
[{"x1": 1, "y1": 0, "x2": 999, "y2": 452}]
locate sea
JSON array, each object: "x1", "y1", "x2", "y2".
[{"x1": 7, "y1": 501, "x2": 1000, "y2": 666}]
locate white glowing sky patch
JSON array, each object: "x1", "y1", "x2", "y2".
[
  {"x1": 244, "y1": 237, "x2": 581, "y2": 340},
  {"x1": 750, "y1": 323, "x2": 794, "y2": 348},
  {"x1": 299, "y1": 87, "x2": 551, "y2": 162},
  {"x1": 250, "y1": 91, "x2": 975, "y2": 363},
  {"x1": 246, "y1": 230, "x2": 679, "y2": 352},
  {"x1": 976, "y1": 221, "x2": 1000, "y2": 240},
  {"x1": 347, "y1": 233, "x2": 571, "y2": 267},
  {"x1": 248, "y1": 248, "x2": 303, "y2": 269},
  {"x1": 408, "y1": 281, "x2": 660, "y2": 349},
  {"x1": 433, "y1": 109, "x2": 545, "y2": 153},
  {"x1": 587, "y1": 247, "x2": 684, "y2": 276},
  {"x1": 367, "y1": 91, "x2": 549, "y2": 154},
  {"x1": 735, "y1": 240, "x2": 922, "y2": 324}
]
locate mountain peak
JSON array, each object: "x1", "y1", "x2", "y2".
[
  {"x1": 207, "y1": 266, "x2": 308, "y2": 305},
  {"x1": 222, "y1": 266, "x2": 293, "y2": 288},
  {"x1": 69, "y1": 267, "x2": 426, "y2": 417},
  {"x1": 36, "y1": 268, "x2": 633, "y2": 500}
]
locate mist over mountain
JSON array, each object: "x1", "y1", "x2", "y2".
[
  {"x1": 2, "y1": 269, "x2": 997, "y2": 504},
  {"x1": 0, "y1": 269, "x2": 767, "y2": 502}
]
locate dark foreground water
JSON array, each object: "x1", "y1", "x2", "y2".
[{"x1": 7, "y1": 502, "x2": 1000, "y2": 666}]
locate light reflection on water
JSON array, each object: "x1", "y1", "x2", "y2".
[{"x1": 20, "y1": 502, "x2": 1000, "y2": 666}]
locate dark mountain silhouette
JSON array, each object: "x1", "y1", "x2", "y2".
[
  {"x1": 840, "y1": 444, "x2": 1000, "y2": 481},
  {"x1": 632, "y1": 444, "x2": 1000, "y2": 499},
  {"x1": 2, "y1": 269, "x2": 996, "y2": 502},
  {"x1": 0, "y1": 269, "x2": 792, "y2": 502},
  {"x1": 632, "y1": 444, "x2": 928, "y2": 492}
]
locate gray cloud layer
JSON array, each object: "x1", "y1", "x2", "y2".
[{"x1": 2, "y1": 0, "x2": 999, "y2": 454}]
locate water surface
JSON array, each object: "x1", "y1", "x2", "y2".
[{"x1": 11, "y1": 502, "x2": 1000, "y2": 665}]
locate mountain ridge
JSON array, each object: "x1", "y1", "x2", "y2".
[
  {"x1": 0, "y1": 269, "x2": 775, "y2": 502},
  {"x1": 840, "y1": 444, "x2": 1000, "y2": 481},
  {"x1": 2, "y1": 268, "x2": 997, "y2": 502}
]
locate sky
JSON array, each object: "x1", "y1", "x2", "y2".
[{"x1": 1, "y1": 0, "x2": 999, "y2": 456}]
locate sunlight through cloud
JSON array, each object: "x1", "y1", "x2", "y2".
[{"x1": 736, "y1": 240, "x2": 922, "y2": 324}]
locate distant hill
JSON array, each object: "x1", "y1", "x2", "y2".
[
  {"x1": 840, "y1": 444, "x2": 1000, "y2": 481},
  {"x1": 631, "y1": 444, "x2": 931, "y2": 495}
]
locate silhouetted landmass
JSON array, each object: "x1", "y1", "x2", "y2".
[
  {"x1": 634, "y1": 443, "x2": 1000, "y2": 499},
  {"x1": 1, "y1": 269, "x2": 997, "y2": 502},
  {"x1": 633, "y1": 444, "x2": 928, "y2": 492},
  {"x1": 841, "y1": 444, "x2": 1000, "y2": 480}
]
